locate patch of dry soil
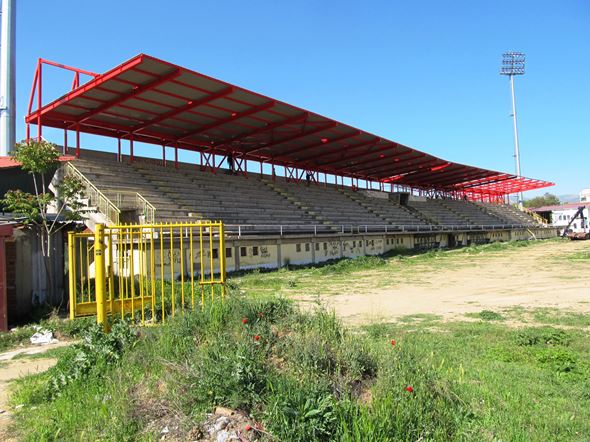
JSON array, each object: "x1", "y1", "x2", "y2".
[
  {"x1": 0, "y1": 341, "x2": 71, "y2": 441},
  {"x1": 299, "y1": 240, "x2": 590, "y2": 325}
]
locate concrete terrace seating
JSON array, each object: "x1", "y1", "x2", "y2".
[
  {"x1": 339, "y1": 189, "x2": 428, "y2": 228},
  {"x1": 131, "y1": 161, "x2": 317, "y2": 229},
  {"x1": 477, "y1": 203, "x2": 539, "y2": 226},
  {"x1": 70, "y1": 149, "x2": 540, "y2": 231},
  {"x1": 438, "y1": 199, "x2": 505, "y2": 226},
  {"x1": 269, "y1": 179, "x2": 388, "y2": 227},
  {"x1": 408, "y1": 199, "x2": 468, "y2": 226}
]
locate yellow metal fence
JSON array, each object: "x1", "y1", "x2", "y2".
[{"x1": 68, "y1": 222, "x2": 226, "y2": 329}]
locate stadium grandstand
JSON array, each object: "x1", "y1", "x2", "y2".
[{"x1": 20, "y1": 54, "x2": 556, "y2": 270}]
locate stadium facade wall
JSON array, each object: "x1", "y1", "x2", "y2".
[{"x1": 120, "y1": 227, "x2": 556, "y2": 279}]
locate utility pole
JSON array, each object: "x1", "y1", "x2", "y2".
[
  {"x1": 500, "y1": 52, "x2": 525, "y2": 207},
  {"x1": 0, "y1": 0, "x2": 16, "y2": 155}
]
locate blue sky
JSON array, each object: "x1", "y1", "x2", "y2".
[{"x1": 12, "y1": 0, "x2": 590, "y2": 196}]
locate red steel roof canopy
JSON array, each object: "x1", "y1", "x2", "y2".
[{"x1": 25, "y1": 54, "x2": 553, "y2": 198}]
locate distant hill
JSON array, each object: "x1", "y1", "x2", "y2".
[{"x1": 557, "y1": 194, "x2": 579, "y2": 204}]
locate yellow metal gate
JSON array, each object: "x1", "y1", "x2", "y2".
[{"x1": 68, "y1": 222, "x2": 226, "y2": 329}]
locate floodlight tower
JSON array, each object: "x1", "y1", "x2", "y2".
[
  {"x1": 0, "y1": 0, "x2": 16, "y2": 155},
  {"x1": 500, "y1": 52, "x2": 525, "y2": 206}
]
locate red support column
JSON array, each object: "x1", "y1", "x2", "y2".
[
  {"x1": 130, "y1": 135, "x2": 134, "y2": 163},
  {"x1": 63, "y1": 129, "x2": 68, "y2": 155},
  {"x1": 117, "y1": 137, "x2": 121, "y2": 162},
  {"x1": 75, "y1": 125, "x2": 81, "y2": 158},
  {"x1": 162, "y1": 144, "x2": 166, "y2": 167},
  {"x1": 37, "y1": 62, "x2": 42, "y2": 140}
]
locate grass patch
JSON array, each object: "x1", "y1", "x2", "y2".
[
  {"x1": 397, "y1": 313, "x2": 442, "y2": 323},
  {"x1": 567, "y1": 250, "x2": 590, "y2": 261},
  {"x1": 465, "y1": 310, "x2": 505, "y2": 321},
  {"x1": 11, "y1": 296, "x2": 468, "y2": 441},
  {"x1": 532, "y1": 308, "x2": 590, "y2": 328},
  {"x1": 11, "y1": 295, "x2": 590, "y2": 441},
  {"x1": 362, "y1": 319, "x2": 590, "y2": 440}
]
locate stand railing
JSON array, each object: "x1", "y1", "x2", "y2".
[
  {"x1": 136, "y1": 193, "x2": 156, "y2": 223},
  {"x1": 224, "y1": 223, "x2": 544, "y2": 238},
  {"x1": 114, "y1": 191, "x2": 157, "y2": 224},
  {"x1": 64, "y1": 162, "x2": 121, "y2": 225},
  {"x1": 521, "y1": 206, "x2": 548, "y2": 226}
]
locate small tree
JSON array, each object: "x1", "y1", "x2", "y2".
[
  {"x1": 523, "y1": 192, "x2": 560, "y2": 209},
  {"x1": 1, "y1": 140, "x2": 85, "y2": 305}
]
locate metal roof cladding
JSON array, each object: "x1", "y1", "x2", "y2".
[{"x1": 25, "y1": 54, "x2": 553, "y2": 197}]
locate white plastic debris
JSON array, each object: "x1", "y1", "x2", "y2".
[
  {"x1": 29, "y1": 330, "x2": 58, "y2": 345},
  {"x1": 216, "y1": 430, "x2": 230, "y2": 442},
  {"x1": 214, "y1": 416, "x2": 231, "y2": 431}
]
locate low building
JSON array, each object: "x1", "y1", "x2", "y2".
[
  {"x1": 533, "y1": 202, "x2": 590, "y2": 234},
  {"x1": 580, "y1": 189, "x2": 590, "y2": 203}
]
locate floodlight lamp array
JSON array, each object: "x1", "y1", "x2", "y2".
[{"x1": 500, "y1": 52, "x2": 525, "y2": 76}]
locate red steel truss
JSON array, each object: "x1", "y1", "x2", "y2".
[{"x1": 24, "y1": 54, "x2": 553, "y2": 200}]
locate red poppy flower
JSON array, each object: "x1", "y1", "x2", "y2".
[
  {"x1": 242, "y1": 318, "x2": 248, "y2": 324},
  {"x1": 390, "y1": 339, "x2": 396, "y2": 346},
  {"x1": 405, "y1": 385, "x2": 414, "y2": 393},
  {"x1": 254, "y1": 335, "x2": 261, "y2": 341},
  {"x1": 245, "y1": 424, "x2": 252, "y2": 431}
]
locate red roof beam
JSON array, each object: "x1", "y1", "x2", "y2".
[
  {"x1": 129, "y1": 87, "x2": 234, "y2": 135},
  {"x1": 405, "y1": 165, "x2": 477, "y2": 185},
  {"x1": 129, "y1": 62, "x2": 293, "y2": 121},
  {"x1": 387, "y1": 162, "x2": 454, "y2": 182},
  {"x1": 212, "y1": 112, "x2": 309, "y2": 149},
  {"x1": 277, "y1": 130, "x2": 361, "y2": 158},
  {"x1": 299, "y1": 138, "x2": 381, "y2": 163},
  {"x1": 367, "y1": 159, "x2": 443, "y2": 180},
  {"x1": 451, "y1": 173, "x2": 513, "y2": 188},
  {"x1": 329, "y1": 148, "x2": 417, "y2": 171},
  {"x1": 175, "y1": 101, "x2": 276, "y2": 142},
  {"x1": 243, "y1": 122, "x2": 337, "y2": 155},
  {"x1": 347, "y1": 153, "x2": 430, "y2": 175},
  {"x1": 424, "y1": 168, "x2": 496, "y2": 186}
]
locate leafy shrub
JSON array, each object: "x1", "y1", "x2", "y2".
[
  {"x1": 535, "y1": 347, "x2": 578, "y2": 373},
  {"x1": 264, "y1": 378, "x2": 337, "y2": 442},
  {"x1": 184, "y1": 335, "x2": 268, "y2": 411},
  {"x1": 317, "y1": 255, "x2": 386, "y2": 275},
  {"x1": 478, "y1": 310, "x2": 505, "y2": 321},
  {"x1": 515, "y1": 327, "x2": 571, "y2": 347},
  {"x1": 46, "y1": 320, "x2": 138, "y2": 398}
]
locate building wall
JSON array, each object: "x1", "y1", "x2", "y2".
[
  {"x1": 10, "y1": 228, "x2": 65, "y2": 321},
  {"x1": 104, "y1": 227, "x2": 557, "y2": 280},
  {"x1": 550, "y1": 207, "x2": 589, "y2": 233}
]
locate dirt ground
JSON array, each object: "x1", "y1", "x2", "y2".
[
  {"x1": 0, "y1": 341, "x2": 71, "y2": 441},
  {"x1": 298, "y1": 240, "x2": 590, "y2": 325}
]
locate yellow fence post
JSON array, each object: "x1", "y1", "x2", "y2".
[
  {"x1": 94, "y1": 223, "x2": 108, "y2": 331},
  {"x1": 68, "y1": 232, "x2": 76, "y2": 320}
]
